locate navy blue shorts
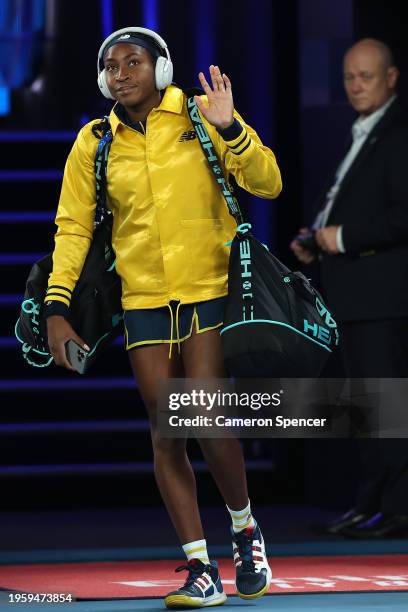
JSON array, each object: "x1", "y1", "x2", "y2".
[{"x1": 124, "y1": 296, "x2": 227, "y2": 351}]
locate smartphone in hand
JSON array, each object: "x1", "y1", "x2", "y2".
[{"x1": 65, "y1": 339, "x2": 89, "y2": 374}]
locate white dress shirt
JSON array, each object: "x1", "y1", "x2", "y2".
[{"x1": 313, "y1": 94, "x2": 396, "y2": 252}]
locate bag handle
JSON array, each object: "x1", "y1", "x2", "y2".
[{"x1": 186, "y1": 96, "x2": 244, "y2": 227}]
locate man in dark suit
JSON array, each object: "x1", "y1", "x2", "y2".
[{"x1": 291, "y1": 39, "x2": 408, "y2": 538}]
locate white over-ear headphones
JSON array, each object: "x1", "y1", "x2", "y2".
[{"x1": 97, "y1": 26, "x2": 173, "y2": 99}]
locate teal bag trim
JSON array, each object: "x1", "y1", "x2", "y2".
[
  {"x1": 86, "y1": 332, "x2": 110, "y2": 358},
  {"x1": 220, "y1": 319, "x2": 332, "y2": 352},
  {"x1": 86, "y1": 313, "x2": 124, "y2": 358},
  {"x1": 237, "y1": 222, "x2": 252, "y2": 234},
  {"x1": 14, "y1": 320, "x2": 54, "y2": 367}
]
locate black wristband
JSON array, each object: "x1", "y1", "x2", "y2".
[
  {"x1": 43, "y1": 300, "x2": 70, "y2": 319},
  {"x1": 216, "y1": 118, "x2": 243, "y2": 141}
]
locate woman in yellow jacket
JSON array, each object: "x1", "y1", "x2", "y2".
[{"x1": 45, "y1": 27, "x2": 282, "y2": 609}]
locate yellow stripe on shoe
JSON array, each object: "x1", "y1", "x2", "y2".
[
  {"x1": 165, "y1": 593, "x2": 227, "y2": 608},
  {"x1": 237, "y1": 580, "x2": 271, "y2": 600},
  {"x1": 165, "y1": 559, "x2": 227, "y2": 609}
]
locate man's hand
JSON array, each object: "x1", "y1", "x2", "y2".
[
  {"x1": 315, "y1": 226, "x2": 340, "y2": 254},
  {"x1": 47, "y1": 316, "x2": 89, "y2": 371},
  {"x1": 290, "y1": 228, "x2": 317, "y2": 264},
  {"x1": 195, "y1": 65, "x2": 234, "y2": 130}
]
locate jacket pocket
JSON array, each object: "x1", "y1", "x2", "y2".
[
  {"x1": 180, "y1": 218, "x2": 230, "y2": 282},
  {"x1": 113, "y1": 228, "x2": 163, "y2": 290}
]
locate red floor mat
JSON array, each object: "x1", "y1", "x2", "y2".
[{"x1": 1, "y1": 556, "x2": 408, "y2": 598}]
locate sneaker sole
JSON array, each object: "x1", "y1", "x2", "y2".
[{"x1": 165, "y1": 593, "x2": 227, "y2": 608}]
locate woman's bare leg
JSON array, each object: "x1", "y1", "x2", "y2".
[
  {"x1": 128, "y1": 344, "x2": 205, "y2": 543},
  {"x1": 182, "y1": 329, "x2": 249, "y2": 509}
]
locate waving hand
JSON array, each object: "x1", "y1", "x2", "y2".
[{"x1": 195, "y1": 65, "x2": 234, "y2": 130}]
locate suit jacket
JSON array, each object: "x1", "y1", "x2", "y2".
[{"x1": 316, "y1": 99, "x2": 408, "y2": 322}]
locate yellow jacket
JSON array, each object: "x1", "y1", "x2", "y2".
[{"x1": 46, "y1": 85, "x2": 282, "y2": 310}]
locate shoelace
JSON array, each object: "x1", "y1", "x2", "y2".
[
  {"x1": 175, "y1": 562, "x2": 205, "y2": 588},
  {"x1": 234, "y1": 531, "x2": 256, "y2": 573}
]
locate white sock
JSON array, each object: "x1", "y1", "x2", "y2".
[
  {"x1": 227, "y1": 499, "x2": 256, "y2": 533},
  {"x1": 182, "y1": 538, "x2": 209, "y2": 564}
]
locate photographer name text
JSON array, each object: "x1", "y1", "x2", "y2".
[{"x1": 168, "y1": 415, "x2": 327, "y2": 429}]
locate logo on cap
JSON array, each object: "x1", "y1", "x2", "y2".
[{"x1": 118, "y1": 34, "x2": 131, "y2": 40}]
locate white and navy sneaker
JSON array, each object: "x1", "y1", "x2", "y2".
[
  {"x1": 232, "y1": 521, "x2": 272, "y2": 599},
  {"x1": 165, "y1": 558, "x2": 227, "y2": 609}
]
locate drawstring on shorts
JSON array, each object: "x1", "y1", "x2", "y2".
[{"x1": 167, "y1": 301, "x2": 182, "y2": 359}]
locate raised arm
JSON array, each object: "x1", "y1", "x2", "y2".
[{"x1": 195, "y1": 65, "x2": 282, "y2": 199}]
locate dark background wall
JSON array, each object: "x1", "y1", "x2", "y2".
[{"x1": 0, "y1": 0, "x2": 407, "y2": 511}]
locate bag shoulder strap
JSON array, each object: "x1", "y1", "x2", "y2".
[
  {"x1": 73, "y1": 118, "x2": 114, "y2": 291},
  {"x1": 93, "y1": 116, "x2": 113, "y2": 224},
  {"x1": 186, "y1": 95, "x2": 243, "y2": 227}
]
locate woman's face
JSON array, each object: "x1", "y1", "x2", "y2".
[{"x1": 104, "y1": 43, "x2": 157, "y2": 107}]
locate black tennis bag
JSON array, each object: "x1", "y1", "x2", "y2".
[
  {"x1": 185, "y1": 96, "x2": 339, "y2": 378},
  {"x1": 15, "y1": 118, "x2": 123, "y2": 369},
  {"x1": 15, "y1": 214, "x2": 123, "y2": 369},
  {"x1": 15, "y1": 254, "x2": 54, "y2": 367},
  {"x1": 220, "y1": 224, "x2": 339, "y2": 377}
]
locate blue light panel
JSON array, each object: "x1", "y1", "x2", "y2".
[
  {"x1": 101, "y1": 0, "x2": 113, "y2": 38},
  {"x1": 0, "y1": 212, "x2": 54, "y2": 223},
  {"x1": 0, "y1": 86, "x2": 10, "y2": 115},
  {"x1": 142, "y1": 0, "x2": 158, "y2": 30},
  {"x1": 0, "y1": 131, "x2": 76, "y2": 141},
  {"x1": 0, "y1": 253, "x2": 45, "y2": 264},
  {"x1": 0, "y1": 170, "x2": 62, "y2": 181},
  {"x1": 0, "y1": 377, "x2": 135, "y2": 390},
  {"x1": 247, "y1": 0, "x2": 276, "y2": 249},
  {"x1": 0, "y1": 294, "x2": 23, "y2": 304},
  {"x1": 193, "y1": 0, "x2": 215, "y2": 78}
]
